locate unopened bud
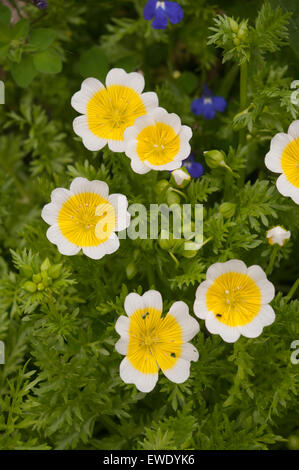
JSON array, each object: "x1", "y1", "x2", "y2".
[
  {"x1": 23, "y1": 281, "x2": 37, "y2": 293},
  {"x1": 219, "y1": 202, "x2": 236, "y2": 218}
]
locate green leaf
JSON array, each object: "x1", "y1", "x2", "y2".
[
  {"x1": 79, "y1": 46, "x2": 109, "y2": 81},
  {"x1": 11, "y1": 55, "x2": 37, "y2": 87},
  {"x1": 0, "y1": 44, "x2": 10, "y2": 61},
  {"x1": 0, "y1": 25, "x2": 13, "y2": 44},
  {"x1": 28, "y1": 28, "x2": 56, "y2": 51},
  {"x1": 12, "y1": 19, "x2": 30, "y2": 41},
  {"x1": 0, "y1": 5, "x2": 12, "y2": 25},
  {"x1": 33, "y1": 49, "x2": 62, "y2": 74}
]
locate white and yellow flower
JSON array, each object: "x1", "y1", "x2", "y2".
[
  {"x1": 123, "y1": 107, "x2": 192, "y2": 174},
  {"x1": 193, "y1": 260, "x2": 275, "y2": 343},
  {"x1": 115, "y1": 290, "x2": 199, "y2": 393},
  {"x1": 265, "y1": 120, "x2": 299, "y2": 204},
  {"x1": 41, "y1": 177, "x2": 130, "y2": 259},
  {"x1": 266, "y1": 226, "x2": 291, "y2": 246},
  {"x1": 71, "y1": 68, "x2": 159, "y2": 152}
]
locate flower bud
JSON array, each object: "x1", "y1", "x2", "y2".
[
  {"x1": 154, "y1": 180, "x2": 169, "y2": 195},
  {"x1": 126, "y1": 261, "x2": 137, "y2": 280},
  {"x1": 32, "y1": 273, "x2": 42, "y2": 283},
  {"x1": 266, "y1": 226, "x2": 290, "y2": 247},
  {"x1": 23, "y1": 281, "x2": 37, "y2": 293},
  {"x1": 182, "y1": 241, "x2": 201, "y2": 258},
  {"x1": 170, "y1": 167, "x2": 191, "y2": 188},
  {"x1": 41, "y1": 257, "x2": 51, "y2": 271},
  {"x1": 203, "y1": 150, "x2": 231, "y2": 172},
  {"x1": 20, "y1": 264, "x2": 33, "y2": 279},
  {"x1": 166, "y1": 189, "x2": 181, "y2": 205},
  {"x1": 219, "y1": 202, "x2": 236, "y2": 218},
  {"x1": 37, "y1": 282, "x2": 45, "y2": 291},
  {"x1": 48, "y1": 264, "x2": 62, "y2": 279}
]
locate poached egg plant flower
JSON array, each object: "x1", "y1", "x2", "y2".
[
  {"x1": 266, "y1": 226, "x2": 291, "y2": 246},
  {"x1": 71, "y1": 68, "x2": 159, "y2": 153},
  {"x1": 41, "y1": 177, "x2": 130, "y2": 260},
  {"x1": 265, "y1": 120, "x2": 299, "y2": 204},
  {"x1": 194, "y1": 260, "x2": 275, "y2": 343},
  {"x1": 123, "y1": 107, "x2": 192, "y2": 174},
  {"x1": 115, "y1": 290, "x2": 199, "y2": 393}
]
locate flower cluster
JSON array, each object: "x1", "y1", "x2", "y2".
[{"x1": 40, "y1": 66, "x2": 297, "y2": 393}]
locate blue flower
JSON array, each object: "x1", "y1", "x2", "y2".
[
  {"x1": 183, "y1": 154, "x2": 204, "y2": 178},
  {"x1": 191, "y1": 85, "x2": 227, "y2": 120},
  {"x1": 33, "y1": 0, "x2": 48, "y2": 9},
  {"x1": 144, "y1": 1, "x2": 184, "y2": 30}
]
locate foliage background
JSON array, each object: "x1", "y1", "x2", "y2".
[{"x1": 0, "y1": 0, "x2": 298, "y2": 450}]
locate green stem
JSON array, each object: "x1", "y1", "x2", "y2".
[
  {"x1": 266, "y1": 245, "x2": 280, "y2": 276},
  {"x1": 238, "y1": 61, "x2": 248, "y2": 188},
  {"x1": 285, "y1": 278, "x2": 299, "y2": 302}
]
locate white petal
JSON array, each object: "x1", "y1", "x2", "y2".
[
  {"x1": 255, "y1": 278, "x2": 275, "y2": 304},
  {"x1": 179, "y1": 125, "x2": 193, "y2": 141},
  {"x1": 71, "y1": 77, "x2": 104, "y2": 114},
  {"x1": 124, "y1": 293, "x2": 143, "y2": 316},
  {"x1": 205, "y1": 311, "x2": 240, "y2": 343},
  {"x1": 288, "y1": 120, "x2": 299, "y2": 139},
  {"x1": 238, "y1": 304, "x2": 275, "y2": 338},
  {"x1": 131, "y1": 158, "x2": 151, "y2": 174},
  {"x1": 247, "y1": 265, "x2": 267, "y2": 283},
  {"x1": 105, "y1": 68, "x2": 127, "y2": 87},
  {"x1": 69, "y1": 177, "x2": 109, "y2": 198},
  {"x1": 73, "y1": 116, "x2": 108, "y2": 151},
  {"x1": 168, "y1": 301, "x2": 199, "y2": 341},
  {"x1": 119, "y1": 357, "x2": 158, "y2": 393},
  {"x1": 269, "y1": 132, "x2": 292, "y2": 153},
  {"x1": 124, "y1": 140, "x2": 139, "y2": 160},
  {"x1": 115, "y1": 315, "x2": 130, "y2": 337},
  {"x1": 180, "y1": 342, "x2": 199, "y2": 362},
  {"x1": 115, "y1": 338, "x2": 128, "y2": 355},
  {"x1": 276, "y1": 174, "x2": 299, "y2": 204},
  {"x1": 206, "y1": 260, "x2": 247, "y2": 282},
  {"x1": 265, "y1": 149, "x2": 282, "y2": 173},
  {"x1": 41, "y1": 203, "x2": 58, "y2": 225},
  {"x1": 102, "y1": 232, "x2": 120, "y2": 254},
  {"x1": 50, "y1": 188, "x2": 71, "y2": 206},
  {"x1": 141, "y1": 91, "x2": 159, "y2": 112},
  {"x1": 108, "y1": 139, "x2": 126, "y2": 153},
  {"x1": 123, "y1": 71, "x2": 145, "y2": 94},
  {"x1": 162, "y1": 358, "x2": 191, "y2": 384},
  {"x1": 142, "y1": 290, "x2": 163, "y2": 312},
  {"x1": 108, "y1": 194, "x2": 130, "y2": 231},
  {"x1": 82, "y1": 244, "x2": 107, "y2": 260},
  {"x1": 46, "y1": 225, "x2": 81, "y2": 256},
  {"x1": 144, "y1": 159, "x2": 182, "y2": 172}
]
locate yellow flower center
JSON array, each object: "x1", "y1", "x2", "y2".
[
  {"x1": 127, "y1": 307, "x2": 182, "y2": 373},
  {"x1": 206, "y1": 272, "x2": 261, "y2": 327},
  {"x1": 86, "y1": 85, "x2": 146, "y2": 142},
  {"x1": 58, "y1": 192, "x2": 116, "y2": 247},
  {"x1": 281, "y1": 138, "x2": 299, "y2": 188},
  {"x1": 136, "y1": 122, "x2": 180, "y2": 165}
]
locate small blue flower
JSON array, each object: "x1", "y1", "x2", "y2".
[
  {"x1": 183, "y1": 154, "x2": 204, "y2": 178},
  {"x1": 33, "y1": 0, "x2": 48, "y2": 9},
  {"x1": 191, "y1": 85, "x2": 227, "y2": 120},
  {"x1": 144, "y1": 0, "x2": 184, "y2": 30}
]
